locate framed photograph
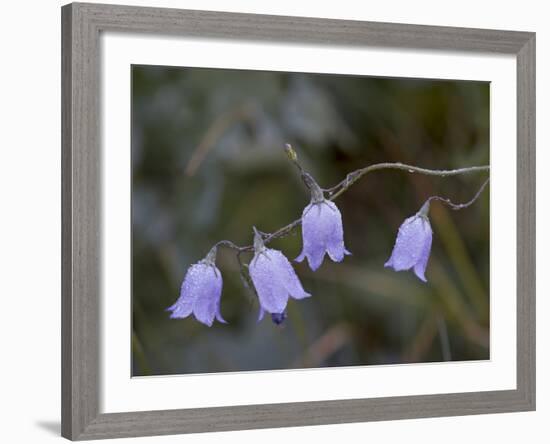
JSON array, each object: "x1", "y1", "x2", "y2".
[{"x1": 61, "y1": 2, "x2": 535, "y2": 440}]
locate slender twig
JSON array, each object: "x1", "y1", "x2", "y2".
[
  {"x1": 329, "y1": 163, "x2": 490, "y2": 201},
  {"x1": 214, "y1": 239, "x2": 243, "y2": 250},
  {"x1": 210, "y1": 149, "x2": 490, "y2": 255},
  {"x1": 427, "y1": 177, "x2": 490, "y2": 211}
]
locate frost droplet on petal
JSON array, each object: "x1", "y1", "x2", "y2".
[
  {"x1": 167, "y1": 261, "x2": 225, "y2": 326},
  {"x1": 296, "y1": 200, "x2": 350, "y2": 271},
  {"x1": 385, "y1": 209, "x2": 433, "y2": 282},
  {"x1": 250, "y1": 247, "x2": 310, "y2": 319}
]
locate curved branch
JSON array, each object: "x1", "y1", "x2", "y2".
[
  {"x1": 214, "y1": 157, "x2": 490, "y2": 254},
  {"x1": 428, "y1": 177, "x2": 490, "y2": 211},
  {"x1": 329, "y1": 163, "x2": 490, "y2": 201}
]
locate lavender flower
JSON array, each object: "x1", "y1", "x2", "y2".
[
  {"x1": 296, "y1": 174, "x2": 350, "y2": 271},
  {"x1": 384, "y1": 201, "x2": 433, "y2": 282},
  {"x1": 167, "y1": 246, "x2": 226, "y2": 326},
  {"x1": 249, "y1": 228, "x2": 310, "y2": 321}
]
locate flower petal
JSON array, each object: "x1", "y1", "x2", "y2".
[
  {"x1": 192, "y1": 264, "x2": 223, "y2": 326},
  {"x1": 249, "y1": 252, "x2": 289, "y2": 313},
  {"x1": 268, "y1": 249, "x2": 311, "y2": 300},
  {"x1": 193, "y1": 297, "x2": 217, "y2": 326},
  {"x1": 297, "y1": 203, "x2": 327, "y2": 270},
  {"x1": 168, "y1": 262, "x2": 225, "y2": 326},
  {"x1": 167, "y1": 299, "x2": 193, "y2": 319},
  {"x1": 385, "y1": 216, "x2": 427, "y2": 271},
  {"x1": 257, "y1": 307, "x2": 266, "y2": 322},
  {"x1": 215, "y1": 294, "x2": 228, "y2": 324},
  {"x1": 299, "y1": 200, "x2": 349, "y2": 270},
  {"x1": 295, "y1": 245, "x2": 325, "y2": 271},
  {"x1": 413, "y1": 220, "x2": 432, "y2": 282},
  {"x1": 326, "y1": 237, "x2": 351, "y2": 263},
  {"x1": 167, "y1": 264, "x2": 201, "y2": 319}
]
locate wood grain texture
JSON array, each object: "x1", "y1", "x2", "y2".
[
  {"x1": 61, "y1": 5, "x2": 73, "y2": 438},
  {"x1": 516, "y1": 34, "x2": 536, "y2": 408},
  {"x1": 62, "y1": 3, "x2": 101, "y2": 440},
  {"x1": 75, "y1": 2, "x2": 531, "y2": 53},
  {"x1": 76, "y1": 390, "x2": 531, "y2": 440},
  {"x1": 61, "y1": 2, "x2": 536, "y2": 440}
]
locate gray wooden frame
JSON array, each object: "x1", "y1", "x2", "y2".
[{"x1": 61, "y1": 2, "x2": 536, "y2": 440}]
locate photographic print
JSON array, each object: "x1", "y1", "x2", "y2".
[{"x1": 131, "y1": 65, "x2": 490, "y2": 377}]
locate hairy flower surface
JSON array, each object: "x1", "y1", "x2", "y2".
[
  {"x1": 296, "y1": 176, "x2": 350, "y2": 271},
  {"x1": 384, "y1": 202, "x2": 433, "y2": 282},
  {"x1": 167, "y1": 247, "x2": 226, "y2": 326},
  {"x1": 250, "y1": 229, "x2": 310, "y2": 320}
]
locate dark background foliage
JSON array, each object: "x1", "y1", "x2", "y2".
[{"x1": 131, "y1": 65, "x2": 489, "y2": 376}]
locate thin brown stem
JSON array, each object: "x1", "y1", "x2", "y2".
[{"x1": 427, "y1": 177, "x2": 490, "y2": 211}]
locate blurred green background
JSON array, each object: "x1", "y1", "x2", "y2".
[{"x1": 131, "y1": 65, "x2": 490, "y2": 377}]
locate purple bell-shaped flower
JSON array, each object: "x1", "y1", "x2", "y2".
[
  {"x1": 249, "y1": 228, "x2": 311, "y2": 321},
  {"x1": 385, "y1": 200, "x2": 433, "y2": 282},
  {"x1": 296, "y1": 174, "x2": 351, "y2": 271},
  {"x1": 167, "y1": 246, "x2": 227, "y2": 326}
]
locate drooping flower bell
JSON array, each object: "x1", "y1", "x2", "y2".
[
  {"x1": 384, "y1": 200, "x2": 433, "y2": 282},
  {"x1": 249, "y1": 228, "x2": 311, "y2": 321},
  {"x1": 167, "y1": 246, "x2": 227, "y2": 326},
  {"x1": 296, "y1": 173, "x2": 351, "y2": 271}
]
